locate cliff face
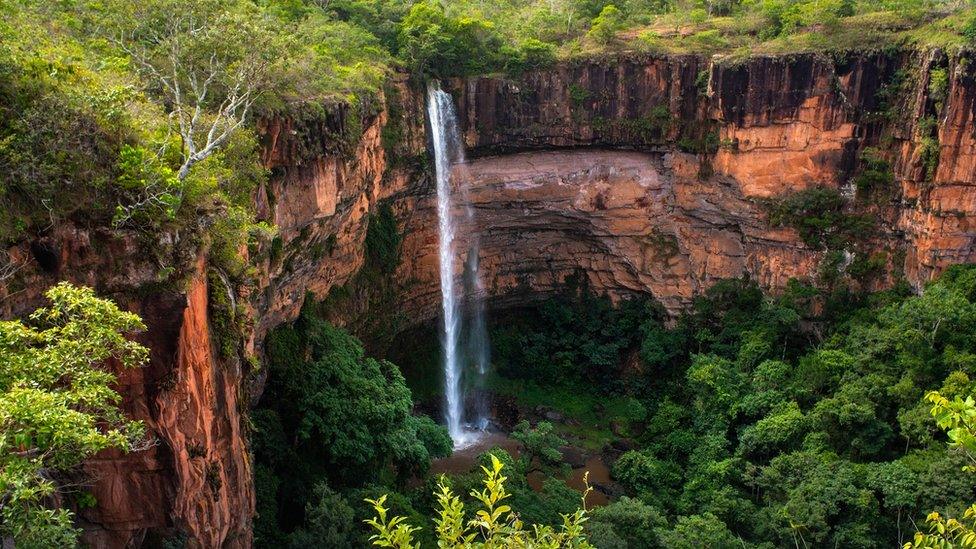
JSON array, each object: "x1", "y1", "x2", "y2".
[
  {"x1": 0, "y1": 230, "x2": 254, "y2": 547},
  {"x1": 252, "y1": 84, "x2": 427, "y2": 336},
  {"x1": 388, "y1": 52, "x2": 974, "y2": 320},
  {"x1": 247, "y1": 51, "x2": 973, "y2": 340},
  {"x1": 3, "y1": 50, "x2": 976, "y2": 547},
  {"x1": 259, "y1": 52, "x2": 976, "y2": 339}
]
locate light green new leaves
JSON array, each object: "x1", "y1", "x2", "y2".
[
  {"x1": 366, "y1": 455, "x2": 595, "y2": 548},
  {"x1": 0, "y1": 283, "x2": 148, "y2": 547},
  {"x1": 905, "y1": 391, "x2": 976, "y2": 548},
  {"x1": 927, "y1": 391, "x2": 976, "y2": 465}
]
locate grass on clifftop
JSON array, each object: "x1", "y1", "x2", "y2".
[
  {"x1": 399, "y1": 0, "x2": 976, "y2": 77},
  {"x1": 589, "y1": 4, "x2": 976, "y2": 61}
]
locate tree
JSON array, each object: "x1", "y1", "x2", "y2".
[
  {"x1": 253, "y1": 311, "x2": 451, "y2": 539},
  {"x1": 612, "y1": 450, "x2": 682, "y2": 509},
  {"x1": 0, "y1": 250, "x2": 26, "y2": 284},
  {"x1": 0, "y1": 283, "x2": 148, "y2": 547},
  {"x1": 586, "y1": 497, "x2": 667, "y2": 548},
  {"x1": 365, "y1": 455, "x2": 594, "y2": 548},
  {"x1": 105, "y1": 0, "x2": 278, "y2": 225},
  {"x1": 287, "y1": 482, "x2": 357, "y2": 548},
  {"x1": 396, "y1": 1, "x2": 504, "y2": 77},
  {"x1": 114, "y1": 0, "x2": 274, "y2": 181},
  {"x1": 512, "y1": 420, "x2": 567, "y2": 473},
  {"x1": 654, "y1": 513, "x2": 741, "y2": 549},
  {"x1": 272, "y1": 316, "x2": 449, "y2": 478},
  {"x1": 586, "y1": 4, "x2": 623, "y2": 45}
]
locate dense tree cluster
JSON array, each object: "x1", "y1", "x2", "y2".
[
  {"x1": 484, "y1": 267, "x2": 976, "y2": 547},
  {"x1": 252, "y1": 303, "x2": 451, "y2": 546}
]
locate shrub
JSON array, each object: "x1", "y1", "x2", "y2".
[
  {"x1": 587, "y1": 4, "x2": 624, "y2": 45},
  {"x1": 917, "y1": 116, "x2": 940, "y2": 181},
  {"x1": 963, "y1": 14, "x2": 976, "y2": 43},
  {"x1": 364, "y1": 202, "x2": 402, "y2": 275},
  {"x1": 634, "y1": 30, "x2": 665, "y2": 52},
  {"x1": 928, "y1": 67, "x2": 949, "y2": 109},
  {"x1": 765, "y1": 187, "x2": 872, "y2": 249},
  {"x1": 365, "y1": 455, "x2": 593, "y2": 548},
  {"x1": 0, "y1": 284, "x2": 147, "y2": 546},
  {"x1": 854, "y1": 147, "x2": 894, "y2": 201}
]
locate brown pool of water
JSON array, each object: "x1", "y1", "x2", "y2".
[
  {"x1": 429, "y1": 431, "x2": 521, "y2": 476},
  {"x1": 568, "y1": 456, "x2": 610, "y2": 508},
  {"x1": 430, "y1": 432, "x2": 611, "y2": 508}
]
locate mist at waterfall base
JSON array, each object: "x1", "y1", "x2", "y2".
[{"x1": 427, "y1": 83, "x2": 491, "y2": 449}]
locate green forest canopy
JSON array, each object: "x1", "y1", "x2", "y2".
[{"x1": 452, "y1": 267, "x2": 976, "y2": 548}]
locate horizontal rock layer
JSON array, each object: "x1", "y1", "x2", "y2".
[{"x1": 396, "y1": 149, "x2": 819, "y2": 320}]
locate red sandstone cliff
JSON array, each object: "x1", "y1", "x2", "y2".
[
  {"x1": 0, "y1": 229, "x2": 254, "y2": 547},
  {"x1": 384, "y1": 52, "x2": 975, "y2": 320},
  {"x1": 258, "y1": 52, "x2": 976, "y2": 336}
]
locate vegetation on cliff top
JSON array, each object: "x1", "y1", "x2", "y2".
[
  {"x1": 364, "y1": 0, "x2": 976, "y2": 77},
  {"x1": 0, "y1": 0, "x2": 388, "y2": 281}
]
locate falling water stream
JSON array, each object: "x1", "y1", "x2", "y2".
[{"x1": 427, "y1": 82, "x2": 489, "y2": 448}]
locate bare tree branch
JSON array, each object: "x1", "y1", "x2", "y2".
[
  {"x1": 0, "y1": 250, "x2": 27, "y2": 284},
  {"x1": 114, "y1": 12, "x2": 267, "y2": 184},
  {"x1": 108, "y1": 9, "x2": 270, "y2": 227}
]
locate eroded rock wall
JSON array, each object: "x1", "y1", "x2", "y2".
[
  {"x1": 395, "y1": 149, "x2": 819, "y2": 319},
  {"x1": 383, "y1": 52, "x2": 975, "y2": 320},
  {"x1": 0, "y1": 230, "x2": 254, "y2": 547},
  {"x1": 262, "y1": 52, "x2": 976, "y2": 326},
  {"x1": 252, "y1": 80, "x2": 428, "y2": 337}
]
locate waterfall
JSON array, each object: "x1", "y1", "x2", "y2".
[{"x1": 427, "y1": 82, "x2": 489, "y2": 448}]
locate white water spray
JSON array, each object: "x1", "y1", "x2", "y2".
[{"x1": 427, "y1": 83, "x2": 489, "y2": 448}]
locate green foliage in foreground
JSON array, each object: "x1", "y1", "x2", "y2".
[
  {"x1": 0, "y1": 284, "x2": 147, "y2": 547},
  {"x1": 366, "y1": 454, "x2": 594, "y2": 548},
  {"x1": 253, "y1": 305, "x2": 451, "y2": 546},
  {"x1": 906, "y1": 391, "x2": 976, "y2": 548}
]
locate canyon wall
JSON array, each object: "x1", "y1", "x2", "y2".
[
  {"x1": 391, "y1": 52, "x2": 975, "y2": 320},
  {"x1": 3, "y1": 49, "x2": 976, "y2": 547},
  {"x1": 1, "y1": 230, "x2": 254, "y2": 547}
]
